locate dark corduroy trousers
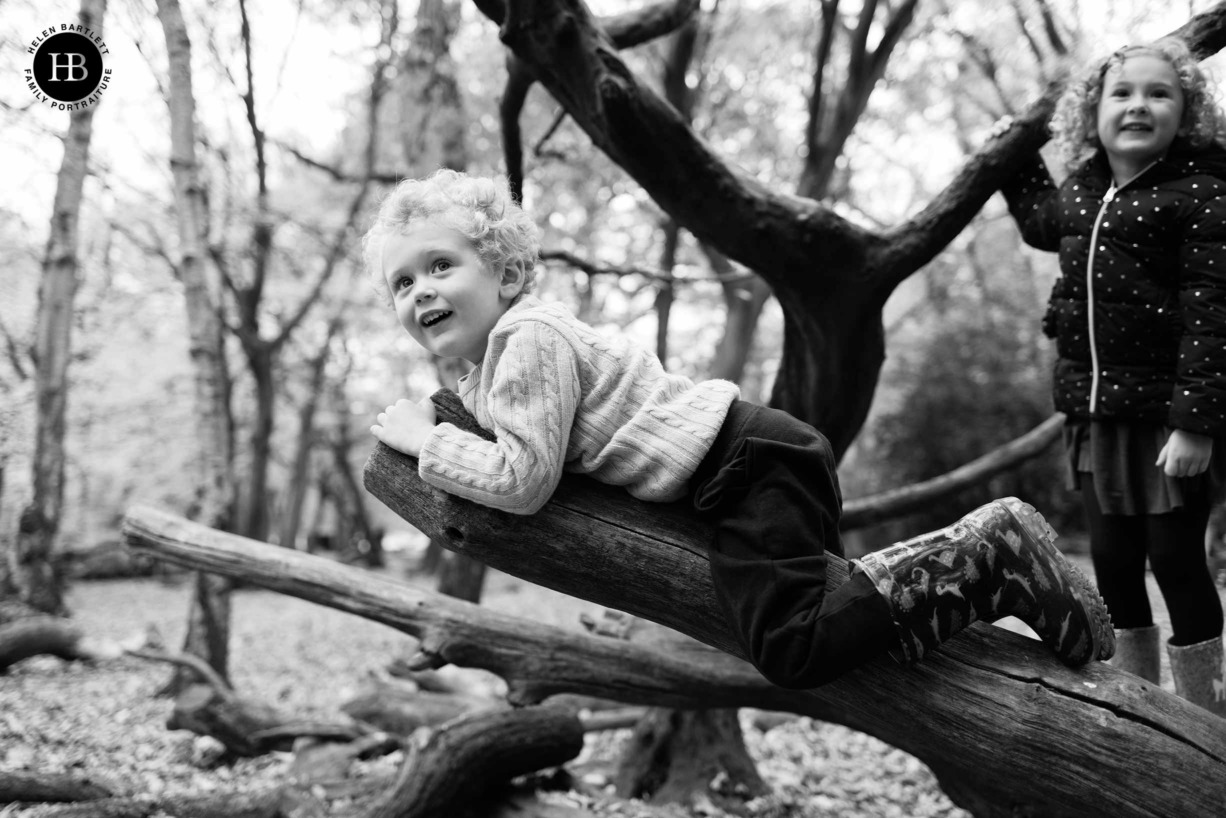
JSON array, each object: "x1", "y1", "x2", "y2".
[{"x1": 690, "y1": 400, "x2": 896, "y2": 688}]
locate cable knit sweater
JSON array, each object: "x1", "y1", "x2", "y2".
[{"x1": 417, "y1": 295, "x2": 741, "y2": 515}]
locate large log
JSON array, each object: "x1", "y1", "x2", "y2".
[
  {"x1": 360, "y1": 390, "x2": 1226, "y2": 818},
  {"x1": 122, "y1": 500, "x2": 1225, "y2": 818}
]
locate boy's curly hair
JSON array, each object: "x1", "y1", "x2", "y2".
[
  {"x1": 1051, "y1": 37, "x2": 1226, "y2": 169},
  {"x1": 363, "y1": 170, "x2": 540, "y2": 300}
]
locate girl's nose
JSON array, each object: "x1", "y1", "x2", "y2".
[{"x1": 415, "y1": 286, "x2": 435, "y2": 303}]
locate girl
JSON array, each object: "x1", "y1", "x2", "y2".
[
  {"x1": 366, "y1": 169, "x2": 1113, "y2": 689},
  {"x1": 1002, "y1": 37, "x2": 1226, "y2": 715}
]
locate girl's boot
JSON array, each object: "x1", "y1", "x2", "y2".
[
  {"x1": 854, "y1": 498, "x2": 1115, "y2": 666},
  {"x1": 1167, "y1": 636, "x2": 1226, "y2": 718},
  {"x1": 1109, "y1": 625, "x2": 1161, "y2": 684}
]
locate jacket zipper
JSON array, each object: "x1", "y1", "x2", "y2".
[
  {"x1": 1084, "y1": 161, "x2": 1160, "y2": 413},
  {"x1": 1085, "y1": 183, "x2": 1117, "y2": 414}
]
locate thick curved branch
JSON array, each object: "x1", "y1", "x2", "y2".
[
  {"x1": 875, "y1": 2, "x2": 1226, "y2": 293},
  {"x1": 498, "y1": 0, "x2": 699, "y2": 197},
  {"x1": 841, "y1": 413, "x2": 1064, "y2": 530},
  {"x1": 120, "y1": 389, "x2": 1226, "y2": 818},
  {"x1": 476, "y1": 0, "x2": 874, "y2": 280}
]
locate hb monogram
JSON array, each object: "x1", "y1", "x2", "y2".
[{"x1": 47, "y1": 53, "x2": 89, "y2": 82}]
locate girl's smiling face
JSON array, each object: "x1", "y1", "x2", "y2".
[
  {"x1": 1097, "y1": 53, "x2": 1185, "y2": 182},
  {"x1": 382, "y1": 222, "x2": 525, "y2": 364}
]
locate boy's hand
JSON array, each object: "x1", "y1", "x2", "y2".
[
  {"x1": 372, "y1": 397, "x2": 437, "y2": 457},
  {"x1": 1156, "y1": 429, "x2": 1214, "y2": 478}
]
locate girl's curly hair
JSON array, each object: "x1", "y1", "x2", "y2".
[
  {"x1": 363, "y1": 170, "x2": 540, "y2": 301},
  {"x1": 1050, "y1": 37, "x2": 1226, "y2": 170}
]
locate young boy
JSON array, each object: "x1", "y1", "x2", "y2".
[{"x1": 368, "y1": 169, "x2": 1114, "y2": 688}]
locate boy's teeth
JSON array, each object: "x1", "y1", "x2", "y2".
[{"x1": 422, "y1": 311, "x2": 451, "y2": 327}]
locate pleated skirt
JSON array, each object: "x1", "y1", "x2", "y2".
[{"x1": 1064, "y1": 419, "x2": 1226, "y2": 515}]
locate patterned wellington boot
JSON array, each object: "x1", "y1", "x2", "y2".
[{"x1": 854, "y1": 497, "x2": 1115, "y2": 666}]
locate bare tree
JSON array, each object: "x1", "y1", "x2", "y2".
[
  {"x1": 156, "y1": 0, "x2": 238, "y2": 688},
  {"x1": 8, "y1": 0, "x2": 109, "y2": 615},
  {"x1": 156, "y1": 0, "x2": 396, "y2": 689}
]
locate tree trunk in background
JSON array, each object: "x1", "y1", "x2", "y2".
[
  {"x1": 397, "y1": 0, "x2": 487, "y2": 602},
  {"x1": 157, "y1": 0, "x2": 236, "y2": 690},
  {"x1": 9, "y1": 0, "x2": 108, "y2": 615},
  {"x1": 613, "y1": 709, "x2": 767, "y2": 810},
  {"x1": 706, "y1": 253, "x2": 772, "y2": 387},
  {"x1": 277, "y1": 319, "x2": 340, "y2": 551},
  {"x1": 397, "y1": 0, "x2": 469, "y2": 177}
]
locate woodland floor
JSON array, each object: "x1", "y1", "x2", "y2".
[{"x1": 1, "y1": 542, "x2": 1220, "y2": 818}]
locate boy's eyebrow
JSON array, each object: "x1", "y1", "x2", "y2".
[{"x1": 382, "y1": 242, "x2": 455, "y2": 276}]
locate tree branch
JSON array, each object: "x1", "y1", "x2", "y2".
[
  {"x1": 842, "y1": 413, "x2": 1064, "y2": 529},
  {"x1": 875, "y1": 2, "x2": 1226, "y2": 291},
  {"x1": 120, "y1": 390, "x2": 1226, "y2": 818}
]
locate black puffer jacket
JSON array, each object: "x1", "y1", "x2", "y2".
[{"x1": 1003, "y1": 141, "x2": 1226, "y2": 437}]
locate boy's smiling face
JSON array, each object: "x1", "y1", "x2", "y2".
[{"x1": 382, "y1": 222, "x2": 524, "y2": 364}]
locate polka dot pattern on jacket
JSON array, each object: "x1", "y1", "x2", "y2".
[{"x1": 1001, "y1": 142, "x2": 1226, "y2": 437}]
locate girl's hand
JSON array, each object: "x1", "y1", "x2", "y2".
[
  {"x1": 371, "y1": 397, "x2": 437, "y2": 457},
  {"x1": 1156, "y1": 429, "x2": 1214, "y2": 478}
]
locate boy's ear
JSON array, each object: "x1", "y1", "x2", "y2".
[{"x1": 499, "y1": 262, "x2": 527, "y2": 299}]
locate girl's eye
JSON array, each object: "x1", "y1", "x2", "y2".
[
  {"x1": 394, "y1": 275, "x2": 413, "y2": 291},
  {"x1": 433, "y1": 260, "x2": 452, "y2": 273}
]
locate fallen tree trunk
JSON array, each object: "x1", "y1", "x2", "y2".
[
  {"x1": 11, "y1": 785, "x2": 326, "y2": 818},
  {"x1": 362, "y1": 390, "x2": 1226, "y2": 817},
  {"x1": 124, "y1": 506, "x2": 1226, "y2": 816},
  {"x1": 0, "y1": 771, "x2": 111, "y2": 804},
  {"x1": 0, "y1": 617, "x2": 92, "y2": 672},
  {"x1": 365, "y1": 706, "x2": 584, "y2": 818}
]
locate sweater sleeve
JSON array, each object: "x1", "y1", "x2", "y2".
[
  {"x1": 417, "y1": 320, "x2": 581, "y2": 515},
  {"x1": 1000, "y1": 152, "x2": 1062, "y2": 252},
  {"x1": 1171, "y1": 188, "x2": 1226, "y2": 436}
]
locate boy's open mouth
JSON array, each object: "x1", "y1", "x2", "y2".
[{"x1": 420, "y1": 310, "x2": 453, "y2": 328}]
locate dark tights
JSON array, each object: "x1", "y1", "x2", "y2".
[{"x1": 1081, "y1": 472, "x2": 1223, "y2": 646}]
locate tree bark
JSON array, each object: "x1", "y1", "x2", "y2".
[
  {"x1": 10, "y1": 786, "x2": 325, "y2": 818},
  {"x1": 11, "y1": 0, "x2": 108, "y2": 615},
  {"x1": 124, "y1": 427, "x2": 1226, "y2": 818},
  {"x1": 364, "y1": 706, "x2": 584, "y2": 818},
  {"x1": 613, "y1": 708, "x2": 767, "y2": 809},
  {"x1": 156, "y1": 0, "x2": 236, "y2": 691},
  {"x1": 0, "y1": 771, "x2": 111, "y2": 804},
  {"x1": 0, "y1": 616, "x2": 90, "y2": 672}
]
